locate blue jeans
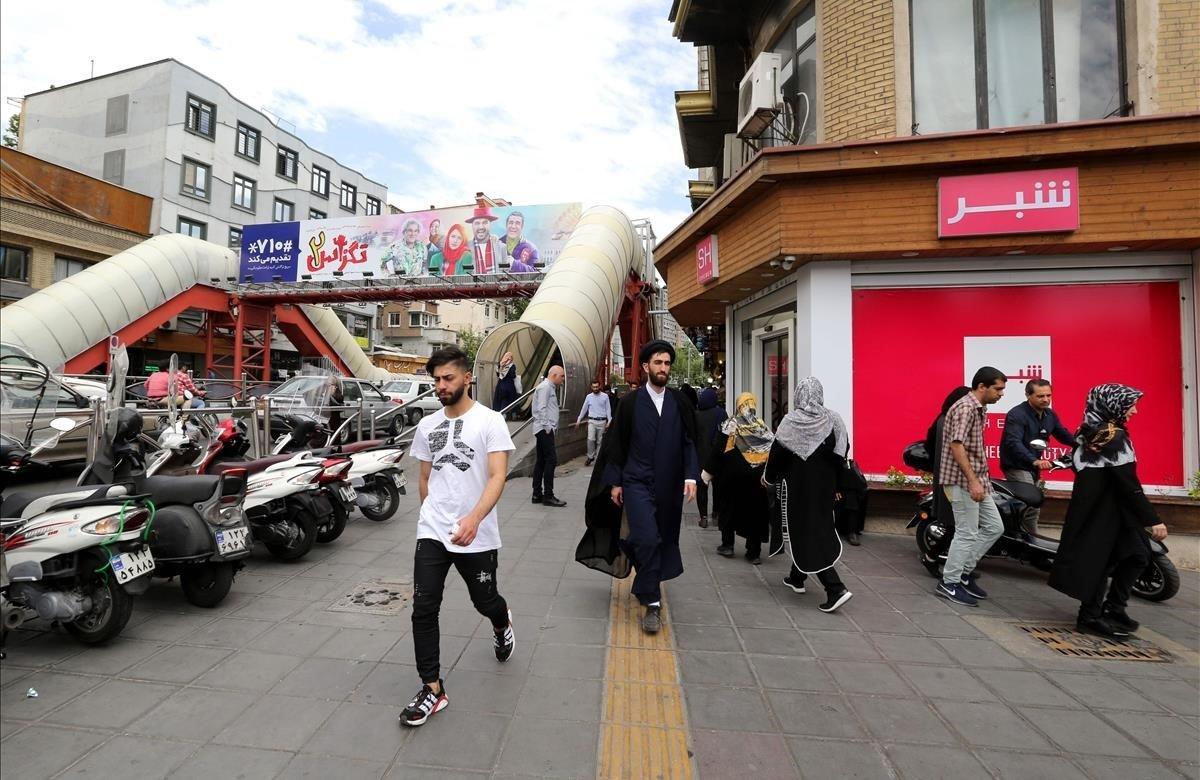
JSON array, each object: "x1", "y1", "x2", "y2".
[{"x1": 942, "y1": 485, "x2": 1003, "y2": 586}]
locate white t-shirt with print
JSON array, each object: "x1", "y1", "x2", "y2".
[{"x1": 410, "y1": 401, "x2": 515, "y2": 552}]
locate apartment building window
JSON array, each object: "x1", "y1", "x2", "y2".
[
  {"x1": 228, "y1": 226, "x2": 243, "y2": 249},
  {"x1": 54, "y1": 256, "x2": 91, "y2": 282},
  {"x1": 180, "y1": 158, "x2": 211, "y2": 200},
  {"x1": 185, "y1": 94, "x2": 216, "y2": 139},
  {"x1": 365, "y1": 195, "x2": 381, "y2": 216},
  {"x1": 236, "y1": 123, "x2": 261, "y2": 162},
  {"x1": 484, "y1": 303, "x2": 491, "y2": 318},
  {"x1": 339, "y1": 181, "x2": 357, "y2": 212},
  {"x1": 232, "y1": 174, "x2": 257, "y2": 212},
  {"x1": 309, "y1": 208, "x2": 326, "y2": 220},
  {"x1": 388, "y1": 312, "x2": 402, "y2": 327},
  {"x1": 311, "y1": 165, "x2": 330, "y2": 198},
  {"x1": 409, "y1": 311, "x2": 433, "y2": 328},
  {"x1": 177, "y1": 217, "x2": 207, "y2": 240},
  {"x1": 0, "y1": 245, "x2": 31, "y2": 283},
  {"x1": 273, "y1": 198, "x2": 295, "y2": 222},
  {"x1": 102, "y1": 149, "x2": 125, "y2": 185},
  {"x1": 770, "y1": 4, "x2": 818, "y2": 145},
  {"x1": 105, "y1": 95, "x2": 129, "y2": 136},
  {"x1": 276, "y1": 145, "x2": 298, "y2": 181},
  {"x1": 911, "y1": 0, "x2": 1125, "y2": 133}
]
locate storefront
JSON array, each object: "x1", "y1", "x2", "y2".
[{"x1": 656, "y1": 114, "x2": 1200, "y2": 494}]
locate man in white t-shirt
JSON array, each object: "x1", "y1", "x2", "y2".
[{"x1": 400, "y1": 347, "x2": 516, "y2": 727}]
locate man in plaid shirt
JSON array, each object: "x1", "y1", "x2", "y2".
[{"x1": 936, "y1": 366, "x2": 1007, "y2": 606}]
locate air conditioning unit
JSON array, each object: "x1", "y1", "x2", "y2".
[
  {"x1": 160, "y1": 316, "x2": 179, "y2": 332},
  {"x1": 737, "y1": 52, "x2": 783, "y2": 139},
  {"x1": 721, "y1": 134, "x2": 755, "y2": 181}
]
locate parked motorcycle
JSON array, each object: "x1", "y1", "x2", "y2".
[{"x1": 903, "y1": 440, "x2": 1180, "y2": 602}]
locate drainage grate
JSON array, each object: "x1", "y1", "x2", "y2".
[
  {"x1": 1017, "y1": 624, "x2": 1173, "y2": 662},
  {"x1": 327, "y1": 578, "x2": 413, "y2": 616}
]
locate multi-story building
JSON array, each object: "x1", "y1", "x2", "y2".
[
  {"x1": 379, "y1": 301, "x2": 459, "y2": 356},
  {"x1": 657, "y1": 1, "x2": 1199, "y2": 494},
  {"x1": 1, "y1": 147, "x2": 152, "y2": 307},
  {"x1": 437, "y1": 299, "x2": 509, "y2": 337}
]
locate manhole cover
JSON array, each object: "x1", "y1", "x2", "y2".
[
  {"x1": 327, "y1": 578, "x2": 413, "y2": 616},
  {"x1": 1017, "y1": 623, "x2": 1173, "y2": 662}
]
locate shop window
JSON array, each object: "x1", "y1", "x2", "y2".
[
  {"x1": 311, "y1": 165, "x2": 330, "y2": 198},
  {"x1": 340, "y1": 181, "x2": 357, "y2": 212},
  {"x1": 276, "y1": 145, "x2": 298, "y2": 181},
  {"x1": 273, "y1": 198, "x2": 295, "y2": 223},
  {"x1": 185, "y1": 94, "x2": 216, "y2": 139},
  {"x1": 232, "y1": 174, "x2": 257, "y2": 212},
  {"x1": 177, "y1": 217, "x2": 207, "y2": 240},
  {"x1": 236, "y1": 122, "x2": 261, "y2": 162},
  {"x1": 911, "y1": 0, "x2": 1125, "y2": 133},
  {"x1": 228, "y1": 226, "x2": 243, "y2": 249},
  {"x1": 54, "y1": 256, "x2": 91, "y2": 282},
  {"x1": 769, "y1": 4, "x2": 818, "y2": 146},
  {"x1": 0, "y1": 244, "x2": 31, "y2": 283},
  {"x1": 180, "y1": 158, "x2": 211, "y2": 200},
  {"x1": 309, "y1": 208, "x2": 326, "y2": 220}
]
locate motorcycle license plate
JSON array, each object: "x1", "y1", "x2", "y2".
[
  {"x1": 391, "y1": 472, "x2": 406, "y2": 488},
  {"x1": 215, "y1": 527, "x2": 250, "y2": 555},
  {"x1": 339, "y1": 486, "x2": 357, "y2": 502},
  {"x1": 109, "y1": 548, "x2": 155, "y2": 584}
]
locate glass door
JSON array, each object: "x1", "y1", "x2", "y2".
[{"x1": 752, "y1": 324, "x2": 793, "y2": 431}]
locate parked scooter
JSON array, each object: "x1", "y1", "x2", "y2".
[
  {"x1": 903, "y1": 440, "x2": 1180, "y2": 602},
  {"x1": 1, "y1": 356, "x2": 156, "y2": 646}
]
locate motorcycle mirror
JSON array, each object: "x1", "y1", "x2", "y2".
[
  {"x1": 1029, "y1": 439, "x2": 1048, "y2": 450},
  {"x1": 49, "y1": 417, "x2": 77, "y2": 433}
]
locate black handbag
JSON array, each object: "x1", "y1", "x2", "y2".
[{"x1": 838, "y1": 457, "x2": 868, "y2": 495}]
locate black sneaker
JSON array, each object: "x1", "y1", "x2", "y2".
[
  {"x1": 494, "y1": 609, "x2": 516, "y2": 662},
  {"x1": 819, "y1": 590, "x2": 853, "y2": 613},
  {"x1": 1101, "y1": 608, "x2": 1139, "y2": 633},
  {"x1": 400, "y1": 681, "x2": 448, "y2": 727},
  {"x1": 531, "y1": 495, "x2": 543, "y2": 504},
  {"x1": 716, "y1": 545, "x2": 735, "y2": 558},
  {"x1": 542, "y1": 496, "x2": 567, "y2": 508},
  {"x1": 782, "y1": 575, "x2": 806, "y2": 594},
  {"x1": 959, "y1": 574, "x2": 988, "y2": 600},
  {"x1": 1077, "y1": 617, "x2": 1130, "y2": 640},
  {"x1": 641, "y1": 605, "x2": 662, "y2": 634},
  {"x1": 585, "y1": 458, "x2": 594, "y2": 466}
]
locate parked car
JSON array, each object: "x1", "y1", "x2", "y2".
[
  {"x1": 379, "y1": 375, "x2": 441, "y2": 424},
  {"x1": 0, "y1": 368, "x2": 102, "y2": 465},
  {"x1": 263, "y1": 374, "x2": 395, "y2": 438}
]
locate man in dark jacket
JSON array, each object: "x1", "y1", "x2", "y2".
[
  {"x1": 575, "y1": 340, "x2": 699, "y2": 634},
  {"x1": 1001, "y1": 379, "x2": 1074, "y2": 534}
]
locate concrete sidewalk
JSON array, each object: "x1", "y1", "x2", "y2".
[{"x1": 1, "y1": 463, "x2": 1197, "y2": 779}]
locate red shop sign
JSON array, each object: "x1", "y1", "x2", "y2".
[
  {"x1": 696, "y1": 234, "x2": 719, "y2": 284},
  {"x1": 767, "y1": 355, "x2": 788, "y2": 377},
  {"x1": 938, "y1": 167, "x2": 1079, "y2": 238}
]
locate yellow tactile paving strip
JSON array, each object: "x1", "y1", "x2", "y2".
[{"x1": 598, "y1": 577, "x2": 695, "y2": 780}]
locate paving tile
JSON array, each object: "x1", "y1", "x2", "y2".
[
  {"x1": 897, "y1": 664, "x2": 998, "y2": 702},
  {"x1": 0, "y1": 723, "x2": 110, "y2": 777},
  {"x1": 935, "y1": 637, "x2": 1028, "y2": 669},
  {"x1": 231, "y1": 594, "x2": 310, "y2": 621},
  {"x1": 685, "y1": 685, "x2": 776, "y2": 731},
  {"x1": 750, "y1": 655, "x2": 839, "y2": 692},
  {"x1": 124, "y1": 643, "x2": 232, "y2": 683},
  {"x1": 384, "y1": 632, "x2": 470, "y2": 669},
  {"x1": 394, "y1": 710, "x2": 509, "y2": 771},
  {"x1": 279, "y1": 754, "x2": 389, "y2": 780},
  {"x1": 193, "y1": 649, "x2": 304, "y2": 692},
  {"x1": 783, "y1": 601, "x2": 859, "y2": 630},
  {"x1": 786, "y1": 737, "x2": 893, "y2": 778},
  {"x1": 677, "y1": 650, "x2": 756, "y2": 687},
  {"x1": 870, "y1": 634, "x2": 954, "y2": 664},
  {"x1": 272, "y1": 657, "x2": 375, "y2": 700},
  {"x1": 44, "y1": 679, "x2": 176, "y2": 728},
  {"x1": 170, "y1": 744, "x2": 294, "y2": 780},
  {"x1": 1121, "y1": 676, "x2": 1200, "y2": 717},
  {"x1": 692, "y1": 730, "x2": 797, "y2": 779},
  {"x1": 248, "y1": 621, "x2": 340, "y2": 656},
  {"x1": 975, "y1": 749, "x2": 1090, "y2": 780},
  {"x1": 301, "y1": 701, "x2": 404, "y2": 762},
  {"x1": 183, "y1": 617, "x2": 275, "y2": 648},
  {"x1": 350, "y1": 662, "x2": 421, "y2": 707},
  {"x1": 213, "y1": 694, "x2": 339, "y2": 751},
  {"x1": 976, "y1": 668, "x2": 1080, "y2": 707},
  {"x1": 848, "y1": 696, "x2": 958, "y2": 744},
  {"x1": 515, "y1": 676, "x2": 602, "y2": 721},
  {"x1": 765, "y1": 691, "x2": 864, "y2": 738},
  {"x1": 435, "y1": 668, "x2": 528, "y2": 715},
  {"x1": 1072, "y1": 755, "x2": 1196, "y2": 780},
  {"x1": 1019, "y1": 707, "x2": 1151, "y2": 757},
  {"x1": 728, "y1": 603, "x2": 795, "y2": 630},
  {"x1": 52, "y1": 638, "x2": 170, "y2": 675},
  {"x1": 385, "y1": 765, "x2": 490, "y2": 779},
  {"x1": 495, "y1": 715, "x2": 599, "y2": 776},
  {"x1": 528, "y1": 643, "x2": 607, "y2": 679},
  {"x1": 127, "y1": 686, "x2": 256, "y2": 741},
  {"x1": 1047, "y1": 672, "x2": 1164, "y2": 712},
  {"x1": 668, "y1": 600, "x2": 732, "y2": 625},
  {"x1": 268, "y1": 575, "x2": 347, "y2": 601},
  {"x1": 907, "y1": 612, "x2": 985, "y2": 638},
  {"x1": 0, "y1": 670, "x2": 101, "y2": 720},
  {"x1": 1105, "y1": 711, "x2": 1200, "y2": 762},
  {"x1": 674, "y1": 623, "x2": 746, "y2": 652},
  {"x1": 532, "y1": 616, "x2": 608, "y2": 646},
  {"x1": 931, "y1": 700, "x2": 1054, "y2": 750},
  {"x1": 885, "y1": 743, "x2": 989, "y2": 779},
  {"x1": 121, "y1": 610, "x2": 216, "y2": 642},
  {"x1": 55, "y1": 734, "x2": 196, "y2": 779},
  {"x1": 549, "y1": 594, "x2": 612, "y2": 620},
  {"x1": 735, "y1": 627, "x2": 810, "y2": 655},
  {"x1": 314, "y1": 627, "x2": 406, "y2": 661},
  {"x1": 804, "y1": 630, "x2": 883, "y2": 661},
  {"x1": 845, "y1": 608, "x2": 924, "y2": 635}
]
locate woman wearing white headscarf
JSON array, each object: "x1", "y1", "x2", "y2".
[{"x1": 764, "y1": 377, "x2": 853, "y2": 613}]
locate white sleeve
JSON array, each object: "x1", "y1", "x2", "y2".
[
  {"x1": 410, "y1": 422, "x2": 432, "y2": 462},
  {"x1": 487, "y1": 413, "x2": 516, "y2": 453}
]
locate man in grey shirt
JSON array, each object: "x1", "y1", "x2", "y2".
[
  {"x1": 573, "y1": 380, "x2": 612, "y2": 466},
  {"x1": 531, "y1": 366, "x2": 566, "y2": 507}
]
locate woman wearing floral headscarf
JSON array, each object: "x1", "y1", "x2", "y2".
[
  {"x1": 1049, "y1": 384, "x2": 1167, "y2": 639},
  {"x1": 764, "y1": 377, "x2": 853, "y2": 613},
  {"x1": 704, "y1": 392, "x2": 773, "y2": 563}
]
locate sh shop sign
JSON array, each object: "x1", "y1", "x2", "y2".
[
  {"x1": 938, "y1": 168, "x2": 1079, "y2": 238},
  {"x1": 696, "y1": 234, "x2": 719, "y2": 284}
]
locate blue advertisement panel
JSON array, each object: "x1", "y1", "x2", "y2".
[{"x1": 240, "y1": 222, "x2": 301, "y2": 282}]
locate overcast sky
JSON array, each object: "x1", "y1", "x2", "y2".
[{"x1": 1, "y1": 0, "x2": 697, "y2": 237}]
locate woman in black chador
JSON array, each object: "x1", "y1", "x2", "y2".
[
  {"x1": 765, "y1": 377, "x2": 854, "y2": 613},
  {"x1": 493, "y1": 351, "x2": 520, "y2": 418},
  {"x1": 706, "y1": 392, "x2": 773, "y2": 563},
  {"x1": 1049, "y1": 384, "x2": 1168, "y2": 639}
]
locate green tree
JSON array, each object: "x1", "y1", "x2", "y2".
[
  {"x1": 673, "y1": 341, "x2": 710, "y2": 387},
  {"x1": 509, "y1": 298, "x2": 530, "y2": 320},
  {"x1": 458, "y1": 328, "x2": 485, "y2": 365},
  {"x1": 2, "y1": 114, "x2": 18, "y2": 148}
]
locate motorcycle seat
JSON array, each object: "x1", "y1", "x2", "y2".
[
  {"x1": 138, "y1": 475, "x2": 222, "y2": 505},
  {"x1": 992, "y1": 478, "x2": 1044, "y2": 508},
  {"x1": 208, "y1": 454, "x2": 294, "y2": 475},
  {"x1": 337, "y1": 439, "x2": 387, "y2": 454},
  {"x1": 1, "y1": 484, "x2": 130, "y2": 520}
]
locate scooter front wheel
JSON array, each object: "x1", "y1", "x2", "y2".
[
  {"x1": 1133, "y1": 554, "x2": 1180, "y2": 602},
  {"x1": 265, "y1": 507, "x2": 318, "y2": 561},
  {"x1": 180, "y1": 562, "x2": 235, "y2": 608}
]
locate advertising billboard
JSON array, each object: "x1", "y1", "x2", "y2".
[
  {"x1": 852, "y1": 282, "x2": 1185, "y2": 488},
  {"x1": 240, "y1": 202, "x2": 581, "y2": 283}
]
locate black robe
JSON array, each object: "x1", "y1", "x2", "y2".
[
  {"x1": 705, "y1": 440, "x2": 769, "y2": 543},
  {"x1": 576, "y1": 387, "x2": 699, "y2": 578},
  {"x1": 765, "y1": 434, "x2": 843, "y2": 573},
  {"x1": 493, "y1": 364, "x2": 519, "y2": 413},
  {"x1": 1048, "y1": 462, "x2": 1158, "y2": 605}
]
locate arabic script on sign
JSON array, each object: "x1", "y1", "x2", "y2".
[{"x1": 938, "y1": 168, "x2": 1079, "y2": 238}]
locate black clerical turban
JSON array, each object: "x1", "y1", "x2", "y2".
[{"x1": 639, "y1": 340, "x2": 676, "y2": 364}]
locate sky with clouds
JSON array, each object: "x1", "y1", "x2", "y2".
[{"x1": 0, "y1": 0, "x2": 699, "y2": 237}]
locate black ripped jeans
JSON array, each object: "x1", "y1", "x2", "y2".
[{"x1": 411, "y1": 538, "x2": 509, "y2": 683}]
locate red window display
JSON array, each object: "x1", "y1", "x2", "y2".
[{"x1": 852, "y1": 282, "x2": 1185, "y2": 488}]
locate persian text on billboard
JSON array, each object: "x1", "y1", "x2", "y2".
[
  {"x1": 241, "y1": 222, "x2": 301, "y2": 282},
  {"x1": 240, "y1": 202, "x2": 581, "y2": 283}
]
